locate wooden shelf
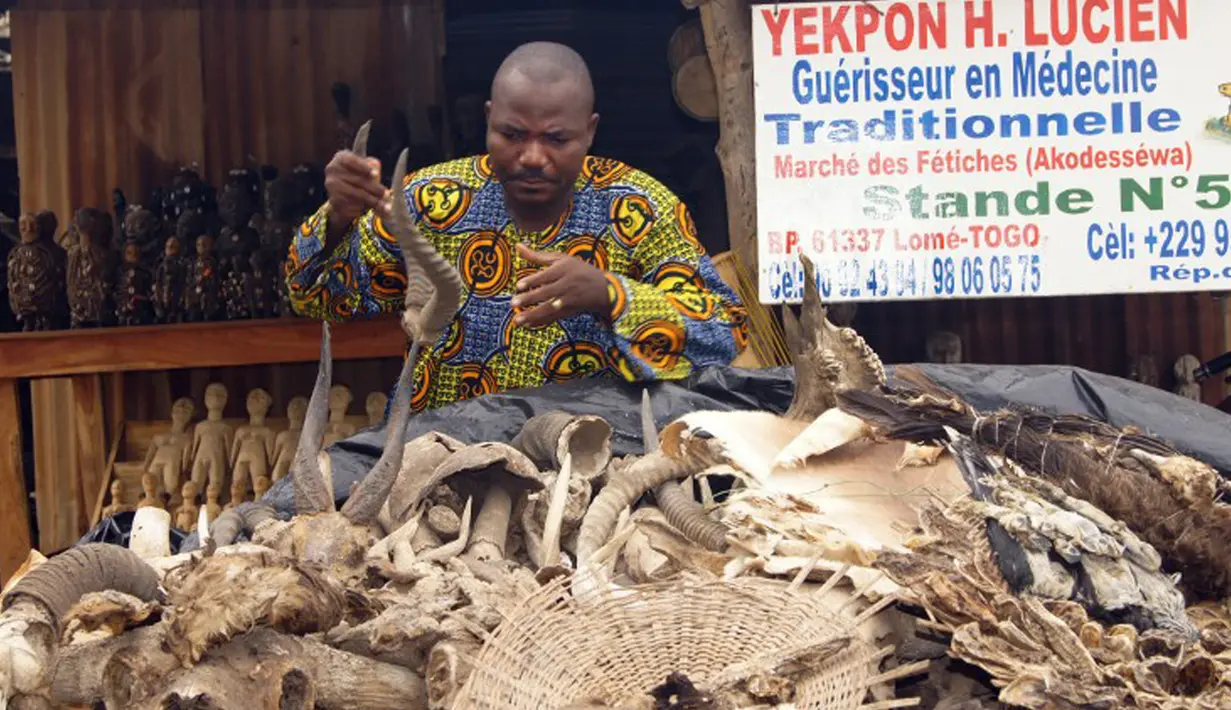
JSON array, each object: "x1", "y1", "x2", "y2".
[{"x1": 0, "y1": 316, "x2": 409, "y2": 379}]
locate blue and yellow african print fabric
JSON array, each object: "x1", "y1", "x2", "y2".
[{"x1": 284, "y1": 154, "x2": 748, "y2": 411}]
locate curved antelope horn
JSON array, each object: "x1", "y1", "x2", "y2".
[
  {"x1": 352, "y1": 119, "x2": 372, "y2": 157},
  {"x1": 387, "y1": 148, "x2": 463, "y2": 345},
  {"x1": 339, "y1": 338, "x2": 419, "y2": 525},
  {"x1": 292, "y1": 322, "x2": 335, "y2": 515}
]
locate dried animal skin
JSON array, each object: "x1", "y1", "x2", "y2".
[
  {"x1": 161, "y1": 552, "x2": 347, "y2": 665},
  {"x1": 100, "y1": 626, "x2": 427, "y2": 710}
]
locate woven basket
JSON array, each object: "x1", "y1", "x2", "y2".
[{"x1": 451, "y1": 574, "x2": 893, "y2": 709}]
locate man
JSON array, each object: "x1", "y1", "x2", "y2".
[{"x1": 284, "y1": 41, "x2": 748, "y2": 411}]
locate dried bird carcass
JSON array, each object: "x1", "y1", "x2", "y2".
[{"x1": 872, "y1": 437, "x2": 1230, "y2": 708}]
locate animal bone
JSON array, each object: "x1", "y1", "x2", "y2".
[
  {"x1": 0, "y1": 544, "x2": 162, "y2": 706},
  {"x1": 511, "y1": 411, "x2": 613, "y2": 483}
]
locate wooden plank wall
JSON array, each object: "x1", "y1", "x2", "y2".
[
  {"x1": 855, "y1": 292, "x2": 1227, "y2": 404},
  {"x1": 9, "y1": 0, "x2": 445, "y2": 552}
]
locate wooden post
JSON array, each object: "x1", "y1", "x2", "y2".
[
  {"x1": 0, "y1": 378, "x2": 33, "y2": 585},
  {"x1": 688, "y1": 0, "x2": 759, "y2": 289}
]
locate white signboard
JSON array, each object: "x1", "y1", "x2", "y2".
[{"x1": 751, "y1": 0, "x2": 1231, "y2": 303}]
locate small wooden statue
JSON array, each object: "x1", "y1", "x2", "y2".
[
  {"x1": 190, "y1": 383, "x2": 234, "y2": 492},
  {"x1": 226, "y1": 475, "x2": 249, "y2": 511},
  {"x1": 252, "y1": 475, "x2": 271, "y2": 502},
  {"x1": 322, "y1": 385, "x2": 355, "y2": 447},
  {"x1": 122, "y1": 204, "x2": 163, "y2": 268},
  {"x1": 1173, "y1": 354, "x2": 1202, "y2": 401},
  {"x1": 144, "y1": 397, "x2": 196, "y2": 500},
  {"x1": 222, "y1": 253, "x2": 251, "y2": 321},
  {"x1": 230, "y1": 388, "x2": 275, "y2": 494},
  {"x1": 66, "y1": 207, "x2": 116, "y2": 328},
  {"x1": 115, "y1": 239, "x2": 154, "y2": 326},
  {"x1": 7, "y1": 212, "x2": 61, "y2": 331},
  {"x1": 136, "y1": 473, "x2": 165, "y2": 510},
  {"x1": 366, "y1": 391, "x2": 388, "y2": 427},
  {"x1": 925, "y1": 330, "x2": 963, "y2": 364},
  {"x1": 272, "y1": 396, "x2": 309, "y2": 481},
  {"x1": 101, "y1": 481, "x2": 133, "y2": 518},
  {"x1": 1129, "y1": 354, "x2": 1160, "y2": 388},
  {"x1": 153, "y1": 235, "x2": 188, "y2": 324},
  {"x1": 204, "y1": 483, "x2": 223, "y2": 523},
  {"x1": 175, "y1": 481, "x2": 200, "y2": 532},
  {"x1": 185, "y1": 233, "x2": 221, "y2": 322},
  {"x1": 245, "y1": 250, "x2": 278, "y2": 319}
]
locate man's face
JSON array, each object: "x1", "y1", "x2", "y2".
[{"x1": 485, "y1": 74, "x2": 598, "y2": 208}]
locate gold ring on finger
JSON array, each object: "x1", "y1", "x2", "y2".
[{"x1": 551, "y1": 297, "x2": 565, "y2": 310}]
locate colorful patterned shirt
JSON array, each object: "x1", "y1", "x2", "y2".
[{"x1": 284, "y1": 154, "x2": 749, "y2": 411}]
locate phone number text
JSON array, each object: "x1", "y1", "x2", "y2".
[{"x1": 764, "y1": 253, "x2": 1043, "y2": 302}]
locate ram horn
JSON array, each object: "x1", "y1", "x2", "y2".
[
  {"x1": 292, "y1": 322, "x2": 335, "y2": 515},
  {"x1": 387, "y1": 147, "x2": 464, "y2": 346},
  {"x1": 340, "y1": 336, "x2": 418, "y2": 525}
]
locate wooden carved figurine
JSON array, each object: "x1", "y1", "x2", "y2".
[
  {"x1": 366, "y1": 391, "x2": 388, "y2": 427},
  {"x1": 925, "y1": 330, "x2": 963, "y2": 364},
  {"x1": 226, "y1": 475, "x2": 249, "y2": 511},
  {"x1": 252, "y1": 475, "x2": 271, "y2": 502},
  {"x1": 1129, "y1": 354, "x2": 1160, "y2": 388},
  {"x1": 122, "y1": 204, "x2": 162, "y2": 268},
  {"x1": 136, "y1": 473, "x2": 165, "y2": 510},
  {"x1": 271, "y1": 396, "x2": 309, "y2": 481},
  {"x1": 230, "y1": 388, "x2": 275, "y2": 493},
  {"x1": 1174, "y1": 354, "x2": 1202, "y2": 401},
  {"x1": 153, "y1": 235, "x2": 188, "y2": 324},
  {"x1": 144, "y1": 397, "x2": 195, "y2": 500},
  {"x1": 66, "y1": 207, "x2": 116, "y2": 328},
  {"x1": 185, "y1": 233, "x2": 221, "y2": 322},
  {"x1": 245, "y1": 250, "x2": 277, "y2": 319},
  {"x1": 37, "y1": 211, "x2": 69, "y2": 327},
  {"x1": 115, "y1": 239, "x2": 154, "y2": 326},
  {"x1": 204, "y1": 483, "x2": 223, "y2": 523},
  {"x1": 7, "y1": 212, "x2": 60, "y2": 331},
  {"x1": 190, "y1": 383, "x2": 233, "y2": 492},
  {"x1": 322, "y1": 385, "x2": 355, "y2": 447},
  {"x1": 175, "y1": 481, "x2": 200, "y2": 532},
  {"x1": 222, "y1": 253, "x2": 251, "y2": 321},
  {"x1": 101, "y1": 481, "x2": 133, "y2": 518}
]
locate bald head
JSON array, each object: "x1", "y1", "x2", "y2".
[{"x1": 492, "y1": 42, "x2": 595, "y2": 113}]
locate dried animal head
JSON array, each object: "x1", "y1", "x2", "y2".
[{"x1": 782, "y1": 253, "x2": 885, "y2": 422}]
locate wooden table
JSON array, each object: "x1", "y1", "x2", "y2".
[{"x1": 0, "y1": 316, "x2": 407, "y2": 585}]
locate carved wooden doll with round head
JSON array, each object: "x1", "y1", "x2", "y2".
[
  {"x1": 115, "y1": 239, "x2": 154, "y2": 326},
  {"x1": 322, "y1": 385, "x2": 355, "y2": 447},
  {"x1": 101, "y1": 480, "x2": 132, "y2": 519},
  {"x1": 144, "y1": 396, "x2": 196, "y2": 502},
  {"x1": 186, "y1": 233, "x2": 220, "y2": 322},
  {"x1": 191, "y1": 383, "x2": 233, "y2": 492},
  {"x1": 230, "y1": 388, "x2": 276, "y2": 493},
  {"x1": 176, "y1": 481, "x2": 200, "y2": 532},
  {"x1": 154, "y1": 234, "x2": 188, "y2": 324},
  {"x1": 272, "y1": 396, "x2": 309, "y2": 481},
  {"x1": 67, "y1": 207, "x2": 116, "y2": 328},
  {"x1": 366, "y1": 391, "x2": 388, "y2": 427},
  {"x1": 7, "y1": 212, "x2": 59, "y2": 331}
]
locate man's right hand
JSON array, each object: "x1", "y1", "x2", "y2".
[{"x1": 324, "y1": 150, "x2": 388, "y2": 228}]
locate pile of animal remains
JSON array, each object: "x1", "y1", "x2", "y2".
[{"x1": 3, "y1": 138, "x2": 1231, "y2": 710}]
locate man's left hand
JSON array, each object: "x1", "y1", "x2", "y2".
[{"x1": 512, "y1": 243, "x2": 610, "y2": 328}]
